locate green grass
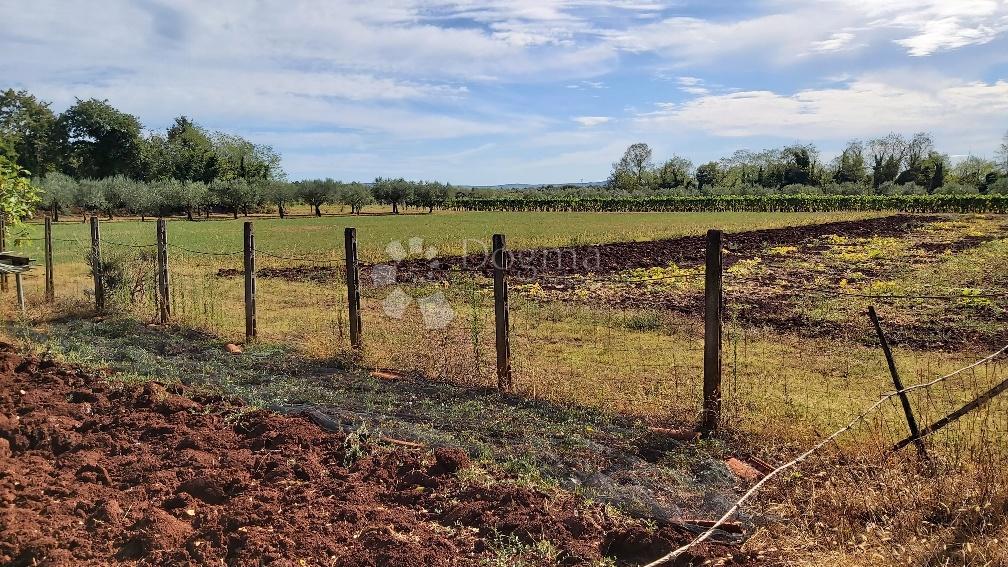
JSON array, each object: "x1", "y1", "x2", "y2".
[{"x1": 11, "y1": 209, "x2": 881, "y2": 264}]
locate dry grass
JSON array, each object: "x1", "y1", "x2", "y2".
[{"x1": 3, "y1": 211, "x2": 1007, "y2": 565}]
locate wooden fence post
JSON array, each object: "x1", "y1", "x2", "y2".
[
  {"x1": 243, "y1": 221, "x2": 257, "y2": 340},
  {"x1": 344, "y1": 227, "x2": 362, "y2": 349},
  {"x1": 44, "y1": 217, "x2": 54, "y2": 302},
  {"x1": 702, "y1": 229, "x2": 723, "y2": 434},
  {"x1": 0, "y1": 214, "x2": 7, "y2": 292},
  {"x1": 156, "y1": 218, "x2": 170, "y2": 324},
  {"x1": 492, "y1": 234, "x2": 512, "y2": 393},
  {"x1": 868, "y1": 306, "x2": 928, "y2": 459},
  {"x1": 14, "y1": 273, "x2": 25, "y2": 316},
  {"x1": 90, "y1": 216, "x2": 104, "y2": 312}
]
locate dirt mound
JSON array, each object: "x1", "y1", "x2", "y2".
[{"x1": 0, "y1": 343, "x2": 726, "y2": 566}]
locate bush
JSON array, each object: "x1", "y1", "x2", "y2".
[{"x1": 86, "y1": 247, "x2": 157, "y2": 312}]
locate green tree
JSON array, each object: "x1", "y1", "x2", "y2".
[
  {"x1": 0, "y1": 89, "x2": 58, "y2": 176},
  {"x1": 124, "y1": 178, "x2": 164, "y2": 221},
  {"x1": 413, "y1": 181, "x2": 451, "y2": 212},
  {"x1": 37, "y1": 171, "x2": 76, "y2": 221},
  {"x1": 212, "y1": 132, "x2": 282, "y2": 185},
  {"x1": 340, "y1": 182, "x2": 374, "y2": 215},
  {"x1": 265, "y1": 180, "x2": 296, "y2": 218},
  {"x1": 295, "y1": 179, "x2": 332, "y2": 216},
  {"x1": 166, "y1": 116, "x2": 216, "y2": 182},
  {"x1": 210, "y1": 178, "x2": 252, "y2": 219},
  {"x1": 694, "y1": 161, "x2": 721, "y2": 193},
  {"x1": 951, "y1": 155, "x2": 998, "y2": 193},
  {"x1": 868, "y1": 134, "x2": 906, "y2": 189},
  {"x1": 997, "y1": 130, "x2": 1008, "y2": 175},
  {"x1": 0, "y1": 155, "x2": 42, "y2": 229},
  {"x1": 655, "y1": 156, "x2": 692, "y2": 190},
  {"x1": 97, "y1": 174, "x2": 135, "y2": 219},
  {"x1": 73, "y1": 179, "x2": 105, "y2": 222},
  {"x1": 780, "y1": 144, "x2": 819, "y2": 187},
  {"x1": 832, "y1": 140, "x2": 867, "y2": 185},
  {"x1": 607, "y1": 143, "x2": 653, "y2": 192},
  {"x1": 372, "y1": 177, "x2": 411, "y2": 214},
  {"x1": 55, "y1": 98, "x2": 144, "y2": 179}
]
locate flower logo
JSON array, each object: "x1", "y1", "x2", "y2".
[{"x1": 372, "y1": 237, "x2": 454, "y2": 330}]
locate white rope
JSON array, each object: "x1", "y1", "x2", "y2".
[{"x1": 641, "y1": 343, "x2": 1008, "y2": 567}]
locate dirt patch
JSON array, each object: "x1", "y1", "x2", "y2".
[
  {"x1": 0, "y1": 343, "x2": 732, "y2": 566},
  {"x1": 395, "y1": 214, "x2": 941, "y2": 280},
  {"x1": 222, "y1": 214, "x2": 938, "y2": 286},
  {"x1": 217, "y1": 265, "x2": 343, "y2": 283}
]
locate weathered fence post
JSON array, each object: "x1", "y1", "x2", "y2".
[
  {"x1": 90, "y1": 216, "x2": 104, "y2": 312},
  {"x1": 0, "y1": 214, "x2": 7, "y2": 292},
  {"x1": 14, "y1": 273, "x2": 25, "y2": 316},
  {"x1": 702, "y1": 229, "x2": 723, "y2": 434},
  {"x1": 492, "y1": 234, "x2": 512, "y2": 393},
  {"x1": 243, "y1": 221, "x2": 257, "y2": 340},
  {"x1": 44, "y1": 217, "x2": 54, "y2": 302},
  {"x1": 156, "y1": 218, "x2": 171, "y2": 324},
  {"x1": 344, "y1": 227, "x2": 362, "y2": 349},
  {"x1": 868, "y1": 306, "x2": 928, "y2": 459}
]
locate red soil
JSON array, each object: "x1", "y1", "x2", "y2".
[{"x1": 0, "y1": 343, "x2": 717, "y2": 566}]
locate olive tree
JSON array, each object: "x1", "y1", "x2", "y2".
[
  {"x1": 265, "y1": 180, "x2": 296, "y2": 218},
  {"x1": 372, "y1": 177, "x2": 411, "y2": 214},
  {"x1": 339, "y1": 182, "x2": 374, "y2": 215},
  {"x1": 210, "y1": 178, "x2": 252, "y2": 219},
  {"x1": 37, "y1": 171, "x2": 76, "y2": 221},
  {"x1": 295, "y1": 179, "x2": 333, "y2": 216}
]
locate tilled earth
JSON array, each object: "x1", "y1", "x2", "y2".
[
  {"x1": 0, "y1": 343, "x2": 733, "y2": 566},
  {"x1": 219, "y1": 214, "x2": 936, "y2": 284}
]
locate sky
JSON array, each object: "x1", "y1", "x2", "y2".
[{"x1": 3, "y1": 0, "x2": 1008, "y2": 184}]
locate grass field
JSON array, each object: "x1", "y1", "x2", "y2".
[
  {"x1": 2, "y1": 208, "x2": 1007, "y2": 565},
  {"x1": 3, "y1": 208, "x2": 1004, "y2": 443},
  {"x1": 12, "y1": 208, "x2": 882, "y2": 264}
]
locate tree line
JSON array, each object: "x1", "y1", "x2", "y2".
[
  {"x1": 33, "y1": 174, "x2": 458, "y2": 222},
  {"x1": 1, "y1": 89, "x2": 464, "y2": 221},
  {"x1": 1, "y1": 89, "x2": 282, "y2": 187},
  {"x1": 606, "y1": 132, "x2": 1008, "y2": 197}
]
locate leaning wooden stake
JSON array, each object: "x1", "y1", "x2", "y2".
[
  {"x1": 895, "y1": 371, "x2": 1008, "y2": 452},
  {"x1": 44, "y1": 217, "x2": 54, "y2": 302},
  {"x1": 868, "y1": 305, "x2": 927, "y2": 459},
  {"x1": 702, "y1": 229, "x2": 723, "y2": 434},
  {"x1": 344, "y1": 227, "x2": 362, "y2": 349},
  {"x1": 243, "y1": 221, "x2": 257, "y2": 340},
  {"x1": 156, "y1": 218, "x2": 171, "y2": 324},
  {"x1": 492, "y1": 234, "x2": 512, "y2": 393},
  {"x1": 90, "y1": 216, "x2": 104, "y2": 312}
]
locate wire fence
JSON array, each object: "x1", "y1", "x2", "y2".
[
  {"x1": 6, "y1": 219, "x2": 1006, "y2": 450},
  {"x1": 4, "y1": 216, "x2": 1008, "y2": 563}
]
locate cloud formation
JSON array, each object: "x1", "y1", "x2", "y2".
[{"x1": 2, "y1": 0, "x2": 1007, "y2": 182}]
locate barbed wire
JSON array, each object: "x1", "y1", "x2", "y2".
[
  {"x1": 256, "y1": 249, "x2": 345, "y2": 265},
  {"x1": 103, "y1": 240, "x2": 157, "y2": 250},
  {"x1": 641, "y1": 343, "x2": 1008, "y2": 567},
  {"x1": 165, "y1": 243, "x2": 243, "y2": 257}
]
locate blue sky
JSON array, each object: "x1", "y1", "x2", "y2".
[{"x1": 3, "y1": 0, "x2": 1008, "y2": 184}]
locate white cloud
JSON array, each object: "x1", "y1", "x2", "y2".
[
  {"x1": 573, "y1": 116, "x2": 611, "y2": 127},
  {"x1": 811, "y1": 32, "x2": 858, "y2": 53},
  {"x1": 3, "y1": 0, "x2": 1008, "y2": 182},
  {"x1": 638, "y1": 77, "x2": 1008, "y2": 142},
  {"x1": 604, "y1": 0, "x2": 1008, "y2": 63}
]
